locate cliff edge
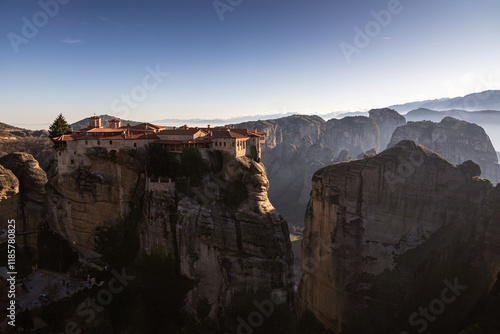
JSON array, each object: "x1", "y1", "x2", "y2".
[{"x1": 300, "y1": 140, "x2": 500, "y2": 333}]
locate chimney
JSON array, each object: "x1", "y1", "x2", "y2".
[
  {"x1": 173, "y1": 126, "x2": 176, "y2": 130},
  {"x1": 253, "y1": 127, "x2": 257, "y2": 132},
  {"x1": 231, "y1": 125, "x2": 235, "y2": 129},
  {"x1": 225, "y1": 125, "x2": 228, "y2": 129},
  {"x1": 207, "y1": 124, "x2": 210, "y2": 129}
]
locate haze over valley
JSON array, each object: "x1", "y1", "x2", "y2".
[{"x1": 1, "y1": 0, "x2": 500, "y2": 333}]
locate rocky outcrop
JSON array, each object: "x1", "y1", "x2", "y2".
[
  {"x1": 142, "y1": 152, "x2": 295, "y2": 332},
  {"x1": 237, "y1": 116, "x2": 331, "y2": 227},
  {"x1": 0, "y1": 165, "x2": 20, "y2": 226},
  {"x1": 299, "y1": 140, "x2": 500, "y2": 333},
  {"x1": 48, "y1": 147, "x2": 296, "y2": 332},
  {"x1": 388, "y1": 117, "x2": 500, "y2": 184},
  {"x1": 321, "y1": 116, "x2": 379, "y2": 158},
  {"x1": 333, "y1": 149, "x2": 350, "y2": 163},
  {"x1": 369, "y1": 108, "x2": 406, "y2": 149},
  {"x1": 47, "y1": 148, "x2": 142, "y2": 260},
  {"x1": 0, "y1": 153, "x2": 47, "y2": 260},
  {"x1": 237, "y1": 115, "x2": 380, "y2": 227},
  {"x1": 238, "y1": 115, "x2": 325, "y2": 150}
]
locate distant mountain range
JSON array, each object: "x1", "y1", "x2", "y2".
[
  {"x1": 402, "y1": 108, "x2": 500, "y2": 150},
  {"x1": 388, "y1": 90, "x2": 500, "y2": 113}
]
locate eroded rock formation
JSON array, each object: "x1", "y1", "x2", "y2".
[
  {"x1": 47, "y1": 147, "x2": 296, "y2": 332},
  {"x1": 236, "y1": 115, "x2": 380, "y2": 227},
  {"x1": 142, "y1": 152, "x2": 295, "y2": 331},
  {"x1": 47, "y1": 148, "x2": 141, "y2": 260},
  {"x1": 388, "y1": 117, "x2": 500, "y2": 184},
  {"x1": 300, "y1": 140, "x2": 500, "y2": 333},
  {"x1": 321, "y1": 116, "x2": 379, "y2": 158},
  {"x1": 369, "y1": 108, "x2": 406, "y2": 149},
  {"x1": 0, "y1": 152, "x2": 47, "y2": 260}
]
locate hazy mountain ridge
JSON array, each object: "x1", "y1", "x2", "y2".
[
  {"x1": 0, "y1": 123, "x2": 53, "y2": 170},
  {"x1": 389, "y1": 90, "x2": 500, "y2": 113},
  {"x1": 404, "y1": 108, "x2": 500, "y2": 150},
  {"x1": 69, "y1": 114, "x2": 143, "y2": 130}
]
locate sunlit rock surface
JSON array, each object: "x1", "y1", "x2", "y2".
[{"x1": 300, "y1": 140, "x2": 500, "y2": 333}]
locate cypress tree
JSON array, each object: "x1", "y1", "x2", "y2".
[{"x1": 48, "y1": 113, "x2": 72, "y2": 138}]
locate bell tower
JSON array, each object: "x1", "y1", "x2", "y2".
[{"x1": 89, "y1": 116, "x2": 102, "y2": 128}]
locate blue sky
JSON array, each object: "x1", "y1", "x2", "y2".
[{"x1": 1, "y1": 0, "x2": 499, "y2": 128}]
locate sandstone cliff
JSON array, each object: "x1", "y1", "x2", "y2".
[
  {"x1": 300, "y1": 140, "x2": 500, "y2": 333},
  {"x1": 388, "y1": 117, "x2": 500, "y2": 185},
  {"x1": 47, "y1": 148, "x2": 142, "y2": 260},
  {"x1": 321, "y1": 116, "x2": 379, "y2": 158},
  {"x1": 236, "y1": 115, "x2": 380, "y2": 227},
  {"x1": 369, "y1": 108, "x2": 406, "y2": 149},
  {"x1": 47, "y1": 147, "x2": 296, "y2": 332},
  {"x1": 238, "y1": 115, "x2": 325, "y2": 150},
  {"x1": 0, "y1": 153, "x2": 48, "y2": 260},
  {"x1": 141, "y1": 152, "x2": 296, "y2": 332}
]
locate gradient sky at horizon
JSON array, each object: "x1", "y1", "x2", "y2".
[{"x1": 1, "y1": 0, "x2": 499, "y2": 128}]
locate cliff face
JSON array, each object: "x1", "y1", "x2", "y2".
[
  {"x1": 321, "y1": 116, "x2": 380, "y2": 158},
  {"x1": 388, "y1": 117, "x2": 500, "y2": 185},
  {"x1": 238, "y1": 115, "x2": 326, "y2": 150},
  {"x1": 47, "y1": 148, "x2": 142, "y2": 260},
  {"x1": 237, "y1": 115, "x2": 380, "y2": 227},
  {"x1": 369, "y1": 108, "x2": 406, "y2": 149},
  {"x1": 300, "y1": 140, "x2": 500, "y2": 333},
  {"x1": 0, "y1": 165, "x2": 20, "y2": 226},
  {"x1": 142, "y1": 152, "x2": 295, "y2": 331},
  {"x1": 48, "y1": 147, "x2": 296, "y2": 332},
  {"x1": 0, "y1": 153, "x2": 48, "y2": 260}
]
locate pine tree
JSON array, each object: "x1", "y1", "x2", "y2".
[{"x1": 48, "y1": 114, "x2": 72, "y2": 138}]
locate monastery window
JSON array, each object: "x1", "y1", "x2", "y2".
[
  {"x1": 85, "y1": 140, "x2": 88, "y2": 145},
  {"x1": 134, "y1": 143, "x2": 137, "y2": 148},
  {"x1": 233, "y1": 142, "x2": 235, "y2": 147},
  {"x1": 224, "y1": 142, "x2": 226, "y2": 147},
  {"x1": 58, "y1": 152, "x2": 61, "y2": 156},
  {"x1": 109, "y1": 140, "x2": 113, "y2": 145},
  {"x1": 70, "y1": 159, "x2": 74, "y2": 165},
  {"x1": 97, "y1": 140, "x2": 100, "y2": 145}
]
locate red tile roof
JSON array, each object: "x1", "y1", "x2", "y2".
[
  {"x1": 85, "y1": 128, "x2": 124, "y2": 133},
  {"x1": 210, "y1": 130, "x2": 247, "y2": 139},
  {"x1": 157, "y1": 128, "x2": 205, "y2": 136},
  {"x1": 126, "y1": 123, "x2": 165, "y2": 131}
]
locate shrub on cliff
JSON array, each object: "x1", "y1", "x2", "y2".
[{"x1": 181, "y1": 147, "x2": 208, "y2": 186}]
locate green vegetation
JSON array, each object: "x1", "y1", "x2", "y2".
[
  {"x1": 181, "y1": 147, "x2": 209, "y2": 186},
  {"x1": 144, "y1": 144, "x2": 209, "y2": 183},
  {"x1": 145, "y1": 143, "x2": 176, "y2": 178},
  {"x1": 94, "y1": 205, "x2": 141, "y2": 268},
  {"x1": 251, "y1": 144, "x2": 261, "y2": 162},
  {"x1": 0, "y1": 121, "x2": 23, "y2": 130},
  {"x1": 0, "y1": 137, "x2": 54, "y2": 170},
  {"x1": 48, "y1": 113, "x2": 72, "y2": 138},
  {"x1": 223, "y1": 180, "x2": 249, "y2": 213}
]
